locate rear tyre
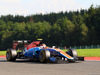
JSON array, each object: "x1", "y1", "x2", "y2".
[
  {"x1": 6, "y1": 49, "x2": 17, "y2": 61},
  {"x1": 39, "y1": 50, "x2": 50, "y2": 63}
]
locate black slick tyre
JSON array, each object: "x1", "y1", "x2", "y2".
[
  {"x1": 6, "y1": 49, "x2": 17, "y2": 61},
  {"x1": 66, "y1": 49, "x2": 78, "y2": 62},
  {"x1": 39, "y1": 50, "x2": 50, "y2": 63}
]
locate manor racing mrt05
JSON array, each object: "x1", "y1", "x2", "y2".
[{"x1": 6, "y1": 40, "x2": 84, "y2": 63}]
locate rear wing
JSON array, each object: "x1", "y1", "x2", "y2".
[{"x1": 13, "y1": 40, "x2": 31, "y2": 49}]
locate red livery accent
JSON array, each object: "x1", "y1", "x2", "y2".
[{"x1": 27, "y1": 41, "x2": 41, "y2": 50}]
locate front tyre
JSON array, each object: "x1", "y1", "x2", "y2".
[
  {"x1": 67, "y1": 49, "x2": 78, "y2": 57},
  {"x1": 6, "y1": 49, "x2": 17, "y2": 61},
  {"x1": 66, "y1": 49, "x2": 78, "y2": 62},
  {"x1": 39, "y1": 50, "x2": 50, "y2": 63}
]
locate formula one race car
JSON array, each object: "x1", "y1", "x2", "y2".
[{"x1": 6, "y1": 39, "x2": 84, "y2": 63}]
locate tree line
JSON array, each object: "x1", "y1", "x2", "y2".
[{"x1": 0, "y1": 5, "x2": 100, "y2": 50}]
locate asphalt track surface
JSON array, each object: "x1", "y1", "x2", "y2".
[{"x1": 0, "y1": 58, "x2": 100, "y2": 75}]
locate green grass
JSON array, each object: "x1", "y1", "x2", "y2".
[
  {"x1": 0, "y1": 49, "x2": 100, "y2": 57},
  {"x1": 0, "y1": 50, "x2": 6, "y2": 56},
  {"x1": 77, "y1": 49, "x2": 100, "y2": 57},
  {"x1": 62, "y1": 49, "x2": 100, "y2": 57}
]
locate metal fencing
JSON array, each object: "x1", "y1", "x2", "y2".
[{"x1": 60, "y1": 45, "x2": 100, "y2": 49}]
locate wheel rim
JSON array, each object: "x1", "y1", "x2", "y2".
[
  {"x1": 40, "y1": 53, "x2": 44, "y2": 61},
  {"x1": 39, "y1": 51, "x2": 45, "y2": 62},
  {"x1": 6, "y1": 51, "x2": 10, "y2": 59}
]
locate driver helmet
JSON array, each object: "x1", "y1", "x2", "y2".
[{"x1": 42, "y1": 43, "x2": 46, "y2": 47}]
